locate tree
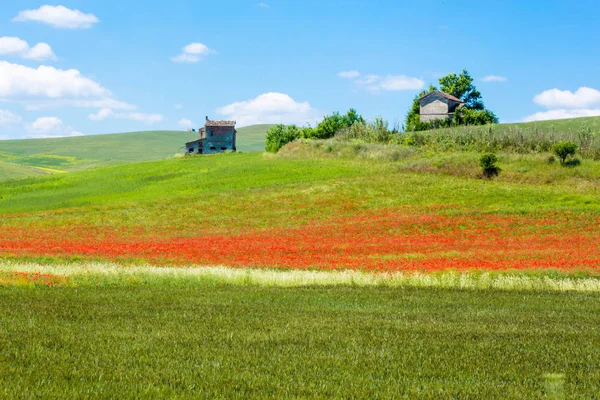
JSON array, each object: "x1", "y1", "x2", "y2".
[
  {"x1": 265, "y1": 124, "x2": 301, "y2": 153},
  {"x1": 439, "y1": 69, "x2": 484, "y2": 110},
  {"x1": 404, "y1": 70, "x2": 498, "y2": 132},
  {"x1": 303, "y1": 109, "x2": 365, "y2": 139}
]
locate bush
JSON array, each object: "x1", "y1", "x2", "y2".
[
  {"x1": 553, "y1": 141, "x2": 578, "y2": 165},
  {"x1": 479, "y1": 153, "x2": 501, "y2": 178},
  {"x1": 303, "y1": 109, "x2": 365, "y2": 140},
  {"x1": 265, "y1": 125, "x2": 301, "y2": 153}
]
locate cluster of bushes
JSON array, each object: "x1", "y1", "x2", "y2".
[{"x1": 265, "y1": 109, "x2": 366, "y2": 153}]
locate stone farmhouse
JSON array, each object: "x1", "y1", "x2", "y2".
[
  {"x1": 185, "y1": 118, "x2": 236, "y2": 155},
  {"x1": 419, "y1": 90, "x2": 464, "y2": 123}
]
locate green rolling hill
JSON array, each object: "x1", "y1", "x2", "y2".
[{"x1": 0, "y1": 124, "x2": 273, "y2": 180}]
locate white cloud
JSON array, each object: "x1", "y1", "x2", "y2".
[
  {"x1": 338, "y1": 70, "x2": 360, "y2": 79},
  {"x1": 0, "y1": 61, "x2": 108, "y2": 99},
  {"x1": 171, "y1": 43, "x2": 215, "y2": 63},
  {"x1": 256, "y1": 2, "x2": 270, "y2": 8},
  {"x1": 340, "y1": 71, "x2": 424, "y2": 92},
  {"x1": 217, "y1": 92, "x2": 321, "y2": 127},
  {"x1": 481, "y1": 75, "x2": 508, "y2": 83},
  {"x1": 523, "y1": 109, "x2": 600, "y2": 122},
  {"x1": 89, "y1": 108, "x2": 164, "y2": 124},
  {"x1": 175, "y1": 104, "x2": 183, "y2": 109},
  {"x1": 0, "y1": 109, "x2": 22, "y2": 126},
  {"x1": 378, "y1": 75, "x2": 425, "y2": 91},
  {"x1": 25, "y1": 117, "x2": 83, "y2": 138},
  {"x1": 13, "y1": 5, "x2": 99, "y2": 29},
  {"x1": 178, "y1": 118, "x2": 194, "y2": 128},
  {"x1": 534, "y1": 87, "x2": 600, "y2": 109},
  {"x1": 0, "y1": 37, "x2": 56, "y2": 61},
  {"x1": 523, "y1": 86, "x2": 600, "y2": 122}
]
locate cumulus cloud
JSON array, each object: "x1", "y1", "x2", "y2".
[
  {"x1": 172, "y1": 43, "x2": 215, "y2": 63},
  {"x1": 533, "y1": 87, "x2": 600, "y2": 109},
  {"x1": 523, "y1": 86, "x2": 600, "y2": 122},
  {"x1": 178, "y1": 118, "x2": 194, "y2": 128},
  {"x1": 217, "y1": 92, "x2": 321, "y2": 127},
  {"x1": 481, "y1": 75, "x2": 508, "y2": 83},
  {"x1": 0, "y1": 61, "x2": 108, "y2": 99},
  {"x1": 0, "y1": 37, "x2": 56, "y2": 61},
  {"x1": 339, "y1": 70, "x2": 424, "y2": 92},
  {"x1": 25, "y1": 117, "x2": 83, "y2": 138},
  {"x1": 0, "y1": 109, "x2": 22, "y2": 126},
  {"x1": 89, "y1": 108, "x2": 164, "y2": 124},
  {"x1": 13, "y1": 5, "x2": 99, "y2": 29}
]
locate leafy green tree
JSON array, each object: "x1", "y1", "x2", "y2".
[
  {"x1": 405, "y1": 70, "x2": 498, "y2": 132},
  {"x1": 265, "y1": 124, "x2": 301, "y2": 153},
  {"x1": 439, "y1": 69, "x2": 484, "y2": 110},
  {"x1": 303, "y1": 109, "x2": 365, "y2": 139}
]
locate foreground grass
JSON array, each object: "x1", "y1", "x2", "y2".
[{"x1": 1, "y1": 280, "x2": 599, "y2": 398}]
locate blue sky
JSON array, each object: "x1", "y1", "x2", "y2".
[{"x1": 1, "y1": 0, "x2": 600, "y2": 139}]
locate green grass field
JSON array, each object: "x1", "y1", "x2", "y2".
[
  {"x1": 0, "y1": 124, "x2": 272, "y2": 180},
  {"x1": 2, "y1": 117, "x2": 600, "y2": 397},
  {"x1": 2, "y1": 282, "x2": 598, "y2": 398}
]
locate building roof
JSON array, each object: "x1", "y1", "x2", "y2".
[
  {"x1": 419, "y1": 90, "x2": 464, "y2": 104},
  {"x1": 205, "y1": 120, "x2": 236, "y2": 127}
]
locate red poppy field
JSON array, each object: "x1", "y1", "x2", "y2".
[
  {"x1": 2, "y1": 151, "x2": 600, "y2": 275},
  {"x1": 2, "y1": 206, "x2": 599, "y2": 273}
]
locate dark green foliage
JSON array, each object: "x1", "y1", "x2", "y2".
[
  {"x1": 454, "y1": 108, "x2": 499, "y2": 126},
  {"x1": 303, "y1": 109, "x2": 365, "y2": 140},
  {"x1": 405, "y1": 70, "x2": 498, "y2": 132},
  {"x1": 553, "y1": 141, "x2": 578, "y2": 165},
  {"x1": 2, "y1": 285, "x2": 600, "y2": 398},
  {"x1": 479, "y1": 153, "x2": 501, "y2": 178},
  {"x1": 439, "y1": 69, "x2": 484, "y2": 110},
  {"x1": 265, "y1": 124, "x2": 302, "y2": 153}
]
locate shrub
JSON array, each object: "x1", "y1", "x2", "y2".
[
  {"x1": 303, "y1": 109, "x2": 365, "y2": 140},
  {"x1": 479, "y1": 153, "x2": 501, "y2": 178},
  {"x1": 265, "y1": 125, "x2": 301, "y2": 153},
  {"x1": 553, "y1": 141, "x2": 578, "y2": 165}
]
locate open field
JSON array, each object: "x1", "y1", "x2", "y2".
[
  {"x1": 2, "y1": 142, "x2": 600, "y2": 271},
  {"x1": 3, "y1": 122, "x2": 600, "y2": 397},
  {"x1": 0, "y1": 124, "x2": 272, "y2": 180},
  {"x1": 1, "y1": 267, "x2": 600, "y2": 398}
]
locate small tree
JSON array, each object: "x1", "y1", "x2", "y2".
[
  {"x1": 480, "y1": 153, "x2": 500, "y2": 178},
  {"x1": 265, "y1": 124, "x2": 301, "y2": 153},
  {"x1": 553, "y1": 141, "x2": 578, "y2": 165}
]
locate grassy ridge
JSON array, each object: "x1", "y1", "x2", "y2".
[
  {"x1": 0, "y1": 124, "x2": 272, "y2": 180},
  {"x1": 1, "y1": 282, "x2": 598, "y2": 398}
]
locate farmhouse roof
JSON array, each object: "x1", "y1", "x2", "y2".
[
  {"x1": 205, "y1": 120, "x2": 236, "y2": 127},
  {"x1": 419, "y1": 90, "x2": 464, "y2": 104}
]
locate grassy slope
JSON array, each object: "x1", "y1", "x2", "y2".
[
  {"x1": 2, "y1": 149, "x2": 600, "y2": 220},
  {"x1": 0, "y1": 124, "x2": 272, "y2": 179},
  {"x1": 1, "y1": 284, "x2": 598, "y2": 398}
]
